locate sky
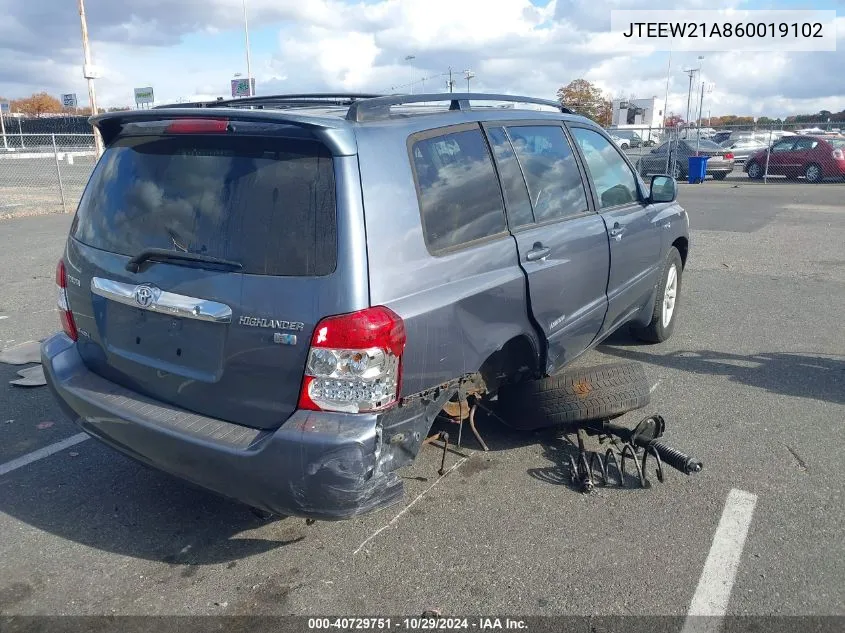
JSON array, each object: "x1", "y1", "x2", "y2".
[{"x1": 0, "y1": 0, "x2": 842, "y2": 119}]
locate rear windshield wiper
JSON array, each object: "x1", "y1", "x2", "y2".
[{"x1": 126, "y1": 248, "x2": 243, "y2": 273}]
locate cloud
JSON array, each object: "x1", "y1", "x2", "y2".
[{"x1": 0, "y1": 0, "x2": 841, "y2": 118}]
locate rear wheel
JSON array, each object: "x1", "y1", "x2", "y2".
[
  {"x1": 746, "y1": 161, "x2": 763, "y2": 179},
  {"x1": 633, "y1": 247, "x2": 683, "y2": 343},
  {"x1": 804, "y1": 163, "x2": 823, "y2": 183},
  {"x1": 713, "y1": 172, "x2": 729, "y2": 181}
]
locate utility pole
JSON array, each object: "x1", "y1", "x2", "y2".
[
  {"x1": 242, "y1": 0, "x2": 254, "y2": 95},
  {"x1": 78, "y1": 0, "x2": 103, "y2": 157},
  {"x1": 448, "y1": 67, "x2": 454, "y2": 93},
  {"x1": 683, "y1": 68, "x2": 697, "y2": 128},
  {"x1": 683, "y1": 56, "x2": 704, "y2": 131}
]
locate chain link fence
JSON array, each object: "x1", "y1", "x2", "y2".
[
  {"x1": 609, "y1": 121, "x2": 844, "y2": 184},
  {"x1": 0, "y1": 134, "x2": 96, "y2": 218},
  {"x1": 1, "y1": 119, "x2": 843, "y2": 220}
]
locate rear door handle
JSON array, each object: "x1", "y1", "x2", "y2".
[{"x1": 525, "y1": 245, "x2": 551, "y2": 262}]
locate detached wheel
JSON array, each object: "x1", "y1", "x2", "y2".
[
  {"x1": 497, "y1": 362, "x2": 651, "y2": 430},
  {"x1": 746, "y1": 161, "x2": 763, "y2": 179},
  {"x1": 634, "y1": 246, "x2": 683, "y2": 343},
  {"x1": 804, "y1": 163, "x2": 823, "y2": 183}
]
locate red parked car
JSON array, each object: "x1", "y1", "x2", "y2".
[{"x1": 744, "y1": 135, "x2": 845, "y2": 183}]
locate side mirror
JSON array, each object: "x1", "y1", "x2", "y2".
[{"x1": 650, "y1": 175, "x2": 677, "y2": 203}]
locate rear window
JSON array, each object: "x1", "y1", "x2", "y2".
[
  {"x1": 410, "y1": 128, "x2": 507, "y2": 253},
  {"x1": 72, "y1": 135, "x2": 337, "y2": 276},
  {"x1": 691, "y1": 140, "x2": 722, "y2": 151}
]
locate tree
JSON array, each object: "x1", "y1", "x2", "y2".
[
  {"x1": 12, "y1": 92, "x2": 63, "y2": 117},
  {"x1": 557, "y1": 79, "x2": 611, "y2": 126},
  {"x1": 664, "y1": 113, "x2": 684, "y2": 128}
]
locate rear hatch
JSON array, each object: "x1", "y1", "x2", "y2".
[
  {"x1": 64, "y1": 115, "x2": 358, "y2": 430},
  {"x1": 691, "y1": 140, "x2": 734, "y2": 165}
]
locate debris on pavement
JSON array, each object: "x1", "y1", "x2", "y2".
[
  {"x1": 36, "y1": 421, "x2": 55, "y2": 430},
  {"x1": 10, "y1": 364, "x2": 47, "y2": 387},
  {"x1": 0, "y1": 340, "x2": 41, "y2": 365}
]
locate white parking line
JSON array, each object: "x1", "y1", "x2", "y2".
[
  {"x1": 0, "y1": 433, "x2": 90, "y2": 476},
  {"x1": 680, "y1": 488, "x2": 758, "y2": 633},
  {"x1": 353, "y1": 455, "x2": 470, "y2": 556}
]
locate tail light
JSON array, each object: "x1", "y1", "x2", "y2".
[
  {"x1": 833, "y1": 149, "x2": 844, "y2": 160},
  {"x1": 56, "y1": 260, "x2": 78, "y2": 341},
  {"x1": 724, "y1": 153, "x2": 734, "y2": 160},
  {"x1": 297, "y1": 306, "x2": 406, "y2": 414}
]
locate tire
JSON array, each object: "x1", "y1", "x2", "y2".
[
  {"x1": 746, "y1": 161, "x2": 763, "y2": 179},
  {"x1": 633, "y1": 246, "x2": 683, "y2": 343},
  {"x1": 497, "y1": 362, "x2": 651, "y2": 430},
  {"x1": 621, "y1": 143, "x2": 630, "y2": 150},
  {"x1": 712, "y1": 171, "x2": 729, "y2": 181},
  {"x1": 804, "y1": 163, "x2": 823, "y2": 183}
]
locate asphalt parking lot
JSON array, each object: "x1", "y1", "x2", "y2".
[{"x1": 1, "y1": 182, "x2": 843, "y2": 619}]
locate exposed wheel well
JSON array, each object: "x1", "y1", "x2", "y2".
[
  {"x1": 672, "y1": 237, "x2": 688, "y2": 268},
  {"x1": 478, "y1": 335, "x2": 540, "y2": 396}
]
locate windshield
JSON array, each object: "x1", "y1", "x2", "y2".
[{"x1": 72, "y1": 135, "x2": 337, "y2": 276}]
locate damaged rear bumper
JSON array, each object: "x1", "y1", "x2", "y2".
[{"x1": 41, "y1": 333, "x2": 446, "y2": 520}]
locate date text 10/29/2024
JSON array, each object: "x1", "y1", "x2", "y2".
[{"x1": 308, "y1": 618, "x2": 528, "y2": 630}]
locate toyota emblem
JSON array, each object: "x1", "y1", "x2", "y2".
[{"x1": 133, "y1": 285, "x2": 157, "y2": 308}]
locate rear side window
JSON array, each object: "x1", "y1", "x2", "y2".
[
  {"x1": 486, "y1": 126, "x2": 534, "y2": 228},
  {"x1": 506, "y1": 125, "x2": 588, "y2": 222},
  {"x1": 793, "y1": 138, "x2": 819, "y2": 150},
  {"x1": 73, "y1": 135, "x2": 337, "y2": 276},
  {"x1": 411, "y1": 128, "x2": 507, "y2": 252}
]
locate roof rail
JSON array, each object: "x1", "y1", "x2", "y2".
[
  {"x1": 345, "y1": 92, "x2": 575, "y2": 122},
  {"x1": 154, "y1": 93, "x2": 385, "y2": 110}
]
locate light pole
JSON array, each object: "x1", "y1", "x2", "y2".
[
  {"x1": 464, "y1": 69, "x2": 475, "y2": 92},
  {"x1": 404, "y1": 55, "x2": 416, "y2": 94},
  {"x1": 242, "y1": 0, "x2": 254, "y2": 96},
  {"x1": 78, "y1": 0, "x2": 103, "y2": 157}
]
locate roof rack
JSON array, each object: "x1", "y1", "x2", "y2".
[
  {"x1": 345, "y1": 93, "x2": 575, "y2": 122},
  {"x1": 154, "y1": 93, "x2": 386, "y2": 110}
]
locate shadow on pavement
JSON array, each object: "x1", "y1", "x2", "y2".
[
  {"x1": 598, "y1": 343, "x2": 845, "y2": 406},
  {"x1": 0, "y1": 445, "x2": 306, "y2": 564}
]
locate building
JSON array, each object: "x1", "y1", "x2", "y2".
[{"x1": 611, "y1": 96, "x2": 663, "y2": 129}]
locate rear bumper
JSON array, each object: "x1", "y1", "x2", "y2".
[{"x1": 41, "y1": 333, "x2": 406, "y2": 520}]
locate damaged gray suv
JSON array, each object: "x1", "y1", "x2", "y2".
[{"x1": 43, "y1": 93, "x2": 689, "y2": 519}]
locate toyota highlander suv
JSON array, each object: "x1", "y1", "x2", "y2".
[{"x1": 42, "y1": 93, "x2": 689, "y2": 519}]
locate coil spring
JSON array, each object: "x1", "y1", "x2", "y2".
[{"x1": 568, "y1": 441, "x2": 665, "y2": 491}]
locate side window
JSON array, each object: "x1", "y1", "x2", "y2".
[
  {"x1": 505, "y1": 125, "x2": 589, "y2": 222},
  {"x1": 793, "y1": 138, "x2": 819, "y2": 151},
  {"x1": 771, "y1": 140, "x2": 796, "y2": 153},
  {"x1": 571, "y1": 128, "x2": 640, "y2": 209},
  {"x1": 486, "y1": 126, "x2": 534, "y2": 228},
  {"x1": 411, "y1": 128, "x2": 507, "y2": 253}
]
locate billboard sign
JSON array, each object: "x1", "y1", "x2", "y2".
[
  {"x1": 230, "y1": 78, "x2": 255, "y2": 98},
  {"x1": 61, "y1": 93, "x2": 78, "y2": 108},
  {"x1": 134, "y1": 86, "x2": 155, "y2": 105}
]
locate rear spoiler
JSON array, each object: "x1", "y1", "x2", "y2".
[{"x1": 88, "y1": 108, "x2": 358, "y2": 156}]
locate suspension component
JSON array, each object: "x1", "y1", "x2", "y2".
[{"x1": 569, "y1": 414, "x2": 702, "y2": 491}]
